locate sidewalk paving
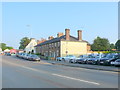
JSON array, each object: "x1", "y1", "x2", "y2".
[{"x1": 42, "y1": 59, "x2": 120, "y2": 72}]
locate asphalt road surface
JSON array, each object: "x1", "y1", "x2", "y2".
[{"x1": 2, "y1": 55, "x2": 118, "y2": 88}]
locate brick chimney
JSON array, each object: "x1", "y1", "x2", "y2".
[
  {"x1": 57, "y1": 32, "x2": 64, "y2": 37},
  {"x1": 48, "y1": 36, "x2": 54, "y2": 40},
  {"x1": 78, "y1": 30, "x2": 82, "y2": 41},
  {"x1": 65, "y1": 29, "x2": 70, "y2": 40}
]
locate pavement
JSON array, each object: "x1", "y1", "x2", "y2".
[
  {"x1": 1, "y1": 55, "x2": 119, "y2": 88},
  {"x1": 43, "y1": 59, "x2": 120, "y2": 72}
]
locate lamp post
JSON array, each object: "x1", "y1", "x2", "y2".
[
  {"x1": 26, "y1": 24, "x2": 33, "y2": 54},
  {"x1": 26, "y1": 24, "x2": 32, "y2": 38}
]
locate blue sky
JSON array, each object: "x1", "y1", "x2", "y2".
[{"x1": 2, "y1": 2, "x2": 118, "y2": 49}]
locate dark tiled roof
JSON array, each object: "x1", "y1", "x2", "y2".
[{"x1": 35, "y1": 35, "x2": 89, "y2": 47}]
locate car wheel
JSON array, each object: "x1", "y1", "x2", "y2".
[{"x1": 62, "y1": 58, "x2": 65, "y2": 62}]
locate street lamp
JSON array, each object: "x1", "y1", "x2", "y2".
[{"x1": 26, "y1": 24, "x2": 32, "y2": 38}]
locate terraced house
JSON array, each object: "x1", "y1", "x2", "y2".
[{"x1": 35, "y1": 29, "x2": 91, "y2": 59}]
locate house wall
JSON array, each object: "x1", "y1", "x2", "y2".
[
  {"x1": 60, "y1": 41, "x2": 87, "y2": 57},
  {"x1": 35, "y1": 47, "x2": 40, "y2": 54},
  {"x1": 25, "y1": 39, "x2": 37, "y2": 53},
  {"x1": 35, "y1": 42, "x2": 61, "y2": 58}
]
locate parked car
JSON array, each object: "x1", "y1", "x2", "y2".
[
  {"x1": 56, "y1": 57, "x2": 63, "y2": 61},
  {"x1": 86, "y1": 55, "x2": 97, "y2": 64},
  {"x1": 99, "y1": 54, "x2": 120, "y2": 65},
  {"x1": 114, "y1": 59, "x2": 120, "y2": 67},
  {"x1": 86, "y1": 54, "x2": 105, "y2": 65},
  {"x1": 23, "y1": 53, "x2": 31, "y2": 60},
  {"x1": 16, "y1": 53, "x2": 19, "y2": 57},
  {"x1": 18, "y1": 53, "x2": 23, "y2": 58},
  {"x1": 19, "y1": 53, "x2": 26, "y2": 58},
  {"x1": 76, "y1": 55, "x2": 88, "y2": 64},
  {"x1": 62, "y1": 55, "x2": 76, "y2": 63},
  {"x1": 5, "y1": 53, "x2": 11, "y2": 56},
  {"x1": 29, "y1": 55, "x2": 40, "y2": 61},
  {"x1": 21, "y1": 53, "x2": 28, "y2": 59}
]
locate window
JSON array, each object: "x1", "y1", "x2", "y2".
[
  {"x1": 58, "y1": 42, "x2": 60, "y2": 47},
  {"x1": 52, "y1": 43, "x2": 54, "y2": 47},
  {"x1": 55, "y1": 43, "x2": 56, "y2": 47}
]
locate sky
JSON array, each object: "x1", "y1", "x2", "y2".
[{"x1": 2, "y1": 2, "x2": 118, "y2": 49}]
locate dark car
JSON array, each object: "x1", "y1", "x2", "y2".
[
  {"x1": 86, "y1": 55, "x2": 98, "y2": 64},
  {"x1": 99, "y1": 54, "x2": 120, "y2": 66}
]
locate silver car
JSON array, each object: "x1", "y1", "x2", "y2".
[
  {"x1": 29, "y1": 55, "x2": 40, "y2": 61},
  {"x1": 62, "y1": 55, "x2": 76, "y2": 63},
  {"x1": 114, "y1": 59, "x2": 120, "y2": 67}
]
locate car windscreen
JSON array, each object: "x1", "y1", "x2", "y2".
[
  {"x1": 88, "y1": 55, "x2": 95, "y2": 58},
  {"x1": 106, "y1": 55, "x2": 114, "y2": 58},
  {"x1": 32, "y1": 55, "x2": 38, "y2": 58},
  {"x1": 67, "y1": 55, "x2": 74, "y2": 57}
]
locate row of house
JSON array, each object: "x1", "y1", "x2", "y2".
[{"x1": 25, "y1": 29, "x2": 91, "y2": 59}]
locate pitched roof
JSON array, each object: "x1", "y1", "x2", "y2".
[{"x1": 35, "y1": 35, "x2": 89, "y2": 47}]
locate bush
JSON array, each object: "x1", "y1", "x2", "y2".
[{"x1": 35, "y1": 53, "x2": 40, "y2": 55}]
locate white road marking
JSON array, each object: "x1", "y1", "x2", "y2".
[
  {"x1": 32, "y1": 62, "x2": 52, "y2": 65},
  {"x1": 52, "y1": 73, "x2": 100, "y2": 85}
]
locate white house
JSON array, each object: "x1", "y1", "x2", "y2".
[{"x1": 24, "y1": 38, "x2": 37, "y2": 53}]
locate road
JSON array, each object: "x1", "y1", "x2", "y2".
[{"x1": 2, "y1": 55, "x2": 118, "y2": 88}]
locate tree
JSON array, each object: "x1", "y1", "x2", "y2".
[
  {"x1": 109, "y1": 43, "x2": 115, "y2": 50},
  {"x1": 0, "y1": 43, "x2": 7, "y2": 51},
  {"x1": 0, "y1": 43, "x2": 13, "y2": 50},
  {"x1": 91, "y1": 37, "x2": 110, "y2": 51},
  {"x1": 19, "y1": 37, "x2": 30, "y2": 50},
  {"x1": 6, "y1": 46, "x2": 13, "y2": 50},
  {"x1": 115, "y1": 39, "x2": 120, "y2": 51}
]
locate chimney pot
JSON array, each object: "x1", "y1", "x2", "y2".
[
  {"x1": 48, "y1": 36, "x2": 54, "y2": 40},
  {"x1": 57, "y1": 32, "x2": 64, "y2": 37}
]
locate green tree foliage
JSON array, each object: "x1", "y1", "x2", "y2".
[
  {"x1": 19, "y1": 37, "x2": 30, "y2": 50},
  {"x1": 109, "y1": 43, "x2": 115, "y2": 50},
  {"x1": 91, "y1": 37, "x2": 110, "y2": 51},
  {"x1": 0, "y1": 43, "x2": 13, "y2": 50},
  {"x1": 6, "y1": 47, "x2": 13, "y2": 50},
  {"x1": 0, "y1": 43, "x2": 7, "y2": 50},
  {"x1": 115, "y1": 39, "x2": 120, "y2": 51}
]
